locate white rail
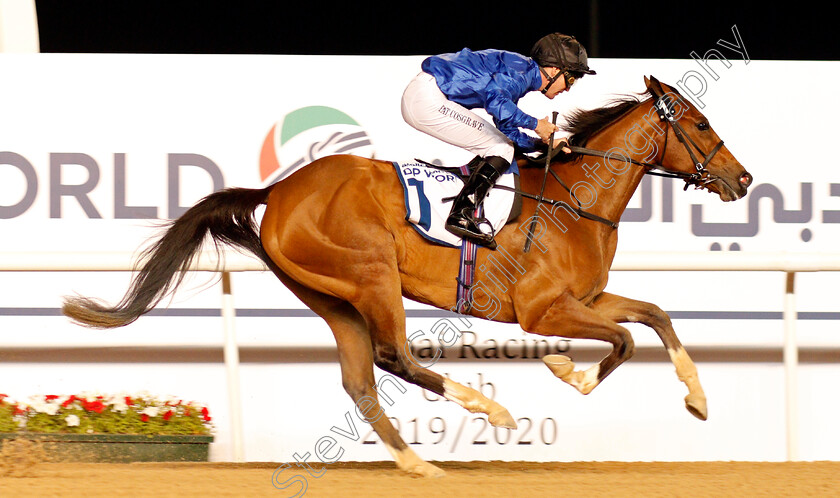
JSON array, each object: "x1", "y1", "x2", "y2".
[{"x1": 2, "y1": 250, "x2": 839, "y2": 462}]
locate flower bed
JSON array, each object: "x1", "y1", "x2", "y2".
[
  {"x1": 1, "y1": 392, "x2": 212, "y2": 435},
  {"x1": 0, "y1": 395, "x2": 17, "y2": 433},
  {"x1": 0, "y1": 392, "x2": 213, "y2": 463}
]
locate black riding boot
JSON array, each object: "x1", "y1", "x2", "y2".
[{"x1": 445, "y1": 156, "x2": 510, "y2": 249}]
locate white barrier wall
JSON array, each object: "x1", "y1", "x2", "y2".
[
  {"x1": 1, "y1": 50, "x2": 838, "y2": 464},
  {"x1": 0, "y1": 0, "x2": 39, "y2": 53}
]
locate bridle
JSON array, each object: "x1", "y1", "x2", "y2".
[
  {"x1": 646, "y1": 85, "x2": 725, "y2": 190},
  {"x1": 570, "y1": 87, "x2": 725, "y2": 192},
  {"x1": 507, "y1": 86, "x2": 727, "y2": 232}
]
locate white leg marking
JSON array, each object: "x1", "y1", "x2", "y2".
[
  {"x1": 570, "y1": 364, "x2": 600, "y2": 395},
  {"x1": 443, "y1": 379, "x2": 516, "y2": 429},
  {"x1": 442, "y1": 379, "x2": 485, "y2": 413},
  {"x1": 668, "y1": 347, "x2": 708, "y2": 420},
  {"x1": 385, "y1": 444, "x2": 445, "y2": 478},
  {"x1": 668, "y1": 347, "x2": 699, "y2": 385}
]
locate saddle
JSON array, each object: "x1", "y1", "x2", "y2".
[
  {"x1": 420, "y1": 156, "x2": 523, "y2": 225},
  {"x1": 400, "y1": 156, "x2": 523, "y2": 237},
  {"x1": 394, "y1": 156, "x2": 523, "y2": 314}
]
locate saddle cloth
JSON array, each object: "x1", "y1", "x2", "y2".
[{"x1": 392, "y1": 161, "x2": 516, "y2": 247}]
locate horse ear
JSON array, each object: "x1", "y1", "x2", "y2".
[{"x1": 646, "y1": 75, "x2": 666, "y2": 95}]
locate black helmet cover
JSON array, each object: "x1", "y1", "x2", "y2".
[{"x1": 530, "y1": 33, "x2": 596, "y2": 75}]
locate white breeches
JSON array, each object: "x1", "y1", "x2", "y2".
[{"x1": 401, "y1": 72, "x2": 515, "y2": 163}]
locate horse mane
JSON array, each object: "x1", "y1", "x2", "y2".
[
  {"x1": 516, "y1": 87, "x2": 656, "y2": 167},
  {"x1": 562, "y1": 90, "x2": 654, "y2": 146}
]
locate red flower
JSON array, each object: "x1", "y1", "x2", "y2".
[
  {"x1": 201, "y1": 407, "x2": 211, "y2": 422},
  {"x1": 13, "y1": 404, "x2": 27, "y2": 415},
  {"x1": 61, "y1": 395, "x2": 76, "y2": 408},
  {"x1": 163, "y1": 410, "x2": 174, "y2": 421},
  {"x1": 124, "y1": 396, "x2": 133, "y2": 406},
  {"x1": 84, "y1": 400, "x2": 106, "y2": 414},
  {"x1": 141, "y1": 414, "x2": 149, "y2": 422},
  {"x1": 0, "y1": 394, "x2": 8, "y2": 401},
  {"x1": 45, "y1": 395, "x2": 60, "y2": 401}
]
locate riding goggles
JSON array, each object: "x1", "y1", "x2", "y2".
[{"x1": 541, "y1": 68, "x2": 583, "y2": 94}]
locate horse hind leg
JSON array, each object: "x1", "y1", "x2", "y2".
[
  {"x1": 442, "y1": 378, "x2": 516, "y2": 429},
  {"x1": 373, "y1": 339, "x2": 516, "y2": 429},
  {"x1": 328, "y1": 309, "x2": 445, "y2": 478},
  {"x1": 352, "y1": 284, "x2": 516, "y2": 429},
  {"x1": 590, "y1": 292, "x2": 707, "y2": 420},
  {"x1": 265, "y1": 264, "x2": 443, "y2": 477}
]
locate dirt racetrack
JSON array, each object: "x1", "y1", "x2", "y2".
[{"x1": 2, "y1": 460, "x2": 839, "y2": 497}]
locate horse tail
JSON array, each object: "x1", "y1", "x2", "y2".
[{"x1": 62, "y1": 186, "x2": 273, "y2": 329}]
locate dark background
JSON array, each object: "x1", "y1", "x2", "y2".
[{"x1": 34, "y1": 2, "x2": 835, "y2": 61}]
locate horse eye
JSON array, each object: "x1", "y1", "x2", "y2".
[{"x1": 697, "y1": 121, "x2": 709, "y2": 131}]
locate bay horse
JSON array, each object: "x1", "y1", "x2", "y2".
[{"x1": 63, "y1": 76, "x2": 752, "y2": 477}]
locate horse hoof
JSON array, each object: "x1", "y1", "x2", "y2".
[
  {"x1": 390, "y1": 446, "x2": 446, "y2": 478},
  {"x1": 404, "y1": 461, "x2": 446, "y2": 478},
  {"x1": 685, "y1": 393, "x2": 708, "y2": 421},
  {"x1": 543, "y1": 354, "x2": 574, "y2": 378},
  {"x1": 488, "y1": 408, "x2": 517, "y2": 429}
]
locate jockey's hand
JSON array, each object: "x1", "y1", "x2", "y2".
[
  {"x1": 535, "y1": 117, "x2": 559, "y2": 143},
  {"x1": 553, "y1": 137, "x2": 572, "y2": 154}
]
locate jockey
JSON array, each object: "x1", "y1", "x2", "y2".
[{"x1": 401, "y1": 33, "x2": 596, "y2": 249}]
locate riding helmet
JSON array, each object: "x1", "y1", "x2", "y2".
[{"x1": 530, "y1": 33, "x2": 596, "y2": 75}]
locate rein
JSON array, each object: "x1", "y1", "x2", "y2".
[
  {"x1": 423, "y1": 86, "x2": 726, "y2": 238},
  {"x1": 524, "y1": 111, "x2": 559, "y2": 252},
  {"x1": 492, "y1": 182, "x2": 618, "y2": 229},
  {"x1": 509, "y1": 87, "x2": 725, "y2": 232}
]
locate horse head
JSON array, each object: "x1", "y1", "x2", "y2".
[{"x1": 644, "y1": 76, "x2": 752, "y2": 202}]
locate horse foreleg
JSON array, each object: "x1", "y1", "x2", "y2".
[
  {"x1": 590, "y1": 292, "x2": 707, "y2": 420},
  {"x1": 519, "y1": 291, "x2": 635, "y2": 395}
]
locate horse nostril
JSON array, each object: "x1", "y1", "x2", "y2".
[{"x1": 739, "y1": 172, "x2": 753, "y2": 188}]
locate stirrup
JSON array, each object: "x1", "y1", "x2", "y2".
[{"x1": 446, "y1": 211, "x2": 497, "y2": 249}]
